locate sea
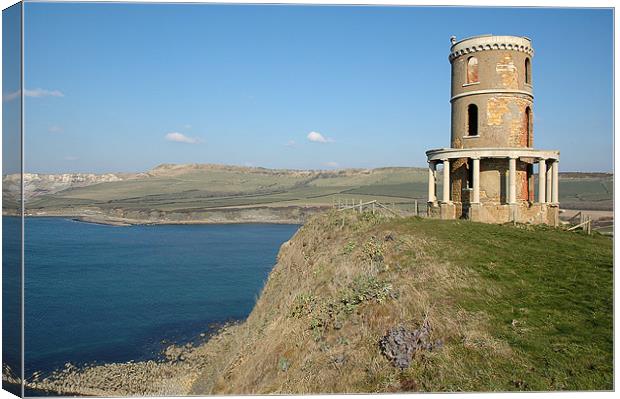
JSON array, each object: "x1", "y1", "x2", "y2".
[{"x1": 2, "y1": 216, "x2": 299, "y2": 381}]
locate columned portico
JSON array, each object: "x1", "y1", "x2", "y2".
[
  {"x1": 471, "y1": 157, "x2": 480, "y2": 204},
  {"x1": 546, "y1": 162, "x2": 553, "y2": 205},
  {"x1": 425, "y1": 148, "x2": 560, "y2": 224},
  {"x1": 538, "y1": 159, "x2": 546, "y2": 203},
  {"x1": 508, "y1": 156, "x2": 517, "y2": 205},
  {"x1": 427, "y1": 161, "x2": 437, "y2": 204},
  {"x1": 552, "y1": 160, "x2": 559, "y2": 204},
  {"x1": 442, "y1": 159, "x2": 451, "y2": 204}
]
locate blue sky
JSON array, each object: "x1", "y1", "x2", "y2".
[
  {"x1": 2, "y1": 2, "x2": 21, "y2": 175},
  {"x1": 8, "y1": 3, "x2": 615, "y2": 173}
]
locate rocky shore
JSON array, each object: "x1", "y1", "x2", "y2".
[{"x1": 24, "y1": 323, "x2": 239, "y2": 396}]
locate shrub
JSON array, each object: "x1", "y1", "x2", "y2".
[
  {"x1": 363, "y1": 237, "x2": 385, "y2": 263},
  {"x1": 290, "y1": 294, "x2": 318, "y2": 318}
]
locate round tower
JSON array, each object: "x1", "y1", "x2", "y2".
[
  {"x1": 449, "y1": 35, "x2": 534, "y2": 149},
  {"x1": 425, "y1": 34, "x2": 560, "y2": 225}
]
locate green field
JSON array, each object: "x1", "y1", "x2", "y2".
[
  {"x1": 22, "y1": 166, "x2": 429, "y2": 214},
  {"x1": 4, "y1": 165, "x2": 612, "y2": 216},
  {"x1": 555, "y1": 175, "x2": 613, "y2": 211}
]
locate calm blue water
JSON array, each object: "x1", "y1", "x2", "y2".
[
  {"x1": 2, "y1": 215, "x2": 22, "y2": 396},
  {"x1": 2, "y1": 217, "x2": 298, "y2": 377}
]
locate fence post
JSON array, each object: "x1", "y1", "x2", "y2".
[
  {"x1": 359, "y1": 199, "x2": 363, "y2": 213},
  {"x1": 582, "y1": 216, "x2": 587, "y2": 233},
  {"x1": 415, "y1": 200, "x2": 418, "y2": 216}
]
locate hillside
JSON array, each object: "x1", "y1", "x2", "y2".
[
  {"x1": 190, "y1": 212, "x2": 613, "y2": 393},
  {"x1": 2, "y1": 163, "x2": 613, "y2": 224},
  {"x1": 29, "y1": 211, "x2": 613, "y2": 394},
  {"x1": 5, "y1": 165, "x2": 429, "y2": 224}
]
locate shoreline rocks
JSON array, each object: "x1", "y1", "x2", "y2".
[{"x1": 23, "y1": 322, "x2": 239, "y2": 396}]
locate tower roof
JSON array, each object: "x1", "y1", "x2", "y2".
[{"x1": 449, "y1": 35, "x2": 533, "y2": 62}]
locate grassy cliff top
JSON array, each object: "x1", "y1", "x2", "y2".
[{"x1": 191, "y1": 211, "x2": 613, "y2": 393}]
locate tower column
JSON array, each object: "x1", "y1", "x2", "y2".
[
  {"x1": 471, "y1": 157, "x2": 480, "y2": 204},
  {"x1": 546, "y1": 162, "x2": 553, "y2": 204},
  {"x1": 552, "y1": 160, "x2": 559, "y2": 204},
  {"x1": 538, "y1": 158, "x2": 546, "y2": 203},
  {"x1": 442, "y1": 159, "x2": 451, "y2": 204},
  {"x1": 427, "y1": 161, "x2": 437, "y2": 203},
  {"x1": 508, "y1": 157, "x2": 517, "y2": 204}
]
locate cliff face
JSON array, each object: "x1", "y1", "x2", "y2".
[
  {"x1": 189, "y1": 210, "x2": 468, "y2": 393},
  {"x1": 3, "y1": 172, "x2": 136, "y2": 201}
]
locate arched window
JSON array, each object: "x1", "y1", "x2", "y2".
[
  {"x1": 525, "y1": 106, "x2": 532, "y2": 146},
  {"x1": 525, "y1": 58, "x2": 531, "y2": 84},
  {"x1": 467, "y1": 104, "x2": 478, "y2": 136},
  {"x1": 467, "y1": 57, "x2": 479, "y2": 84}
]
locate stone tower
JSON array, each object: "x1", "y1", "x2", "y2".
[{"x1": 426, "y1": 35, "x2": 560, "y2": 225}]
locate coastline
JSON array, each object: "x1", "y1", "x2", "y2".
[
  {"x1": 4, "y1": 205, "x2": 329, "y2": 226},
  {"x1": 3, "y1": 216, "x2": 302, "y2": 396},
  {"x1": 5, "y1": 203, "x2": 613, "y2": 228},
  {"x1": 23, "y1": 322, "x2": 241, "y2": 396},
  {"x1": 70, "y1": 214, "x2": 308, "y2": 227}
]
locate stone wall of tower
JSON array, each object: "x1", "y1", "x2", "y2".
[
  {"x1": 451, "y1": 94, "x2": 533, "y2": 149},
  {"x1": 449, "y1": 37, "x2": 534, "y2": 150}
]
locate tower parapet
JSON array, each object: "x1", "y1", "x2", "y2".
[
  {"x1": 425, "y1": 34, "x2": 560, "y2": 225},
  {"x1": 448, "y1": 35, "x2": 534, "y2": 61}
]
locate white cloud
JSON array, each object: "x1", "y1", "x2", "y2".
[
  {"x1": 324, "y1": 161, "x2": 339, "y2": 168},
  {"x1": 25, "y1": 88, "x2": 64, "y2": 98},
  {"x1": 184, "y1": 124, "x2": 192, "y2": 129},
  {"x1": 3, "y1": 88, "x2": 65, "y2": 102},
  {"x1": 49, "y1": 125, "x2": 63, "y2": 133},
  {"x1": 164, "y1": 132, "x2": 201, "y2": 144},
  {"x1": 307, "y1": 131, "x2": 333, "y2": 143},
  {"x1": 284, "y1": 140, "x2": 296, "y2": 147}
]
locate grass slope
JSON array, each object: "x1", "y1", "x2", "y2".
[{"x1": 190, "y1": 211, "x2": 612, "y2": 393}]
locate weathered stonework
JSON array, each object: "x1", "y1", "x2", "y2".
[{"x1": 427, "y1": 35, "x2": 560, "y2": 225}]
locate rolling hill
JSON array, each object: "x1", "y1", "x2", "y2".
[{"x1": 2, "y1": 164, "x2": 613, "y2": 225}]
